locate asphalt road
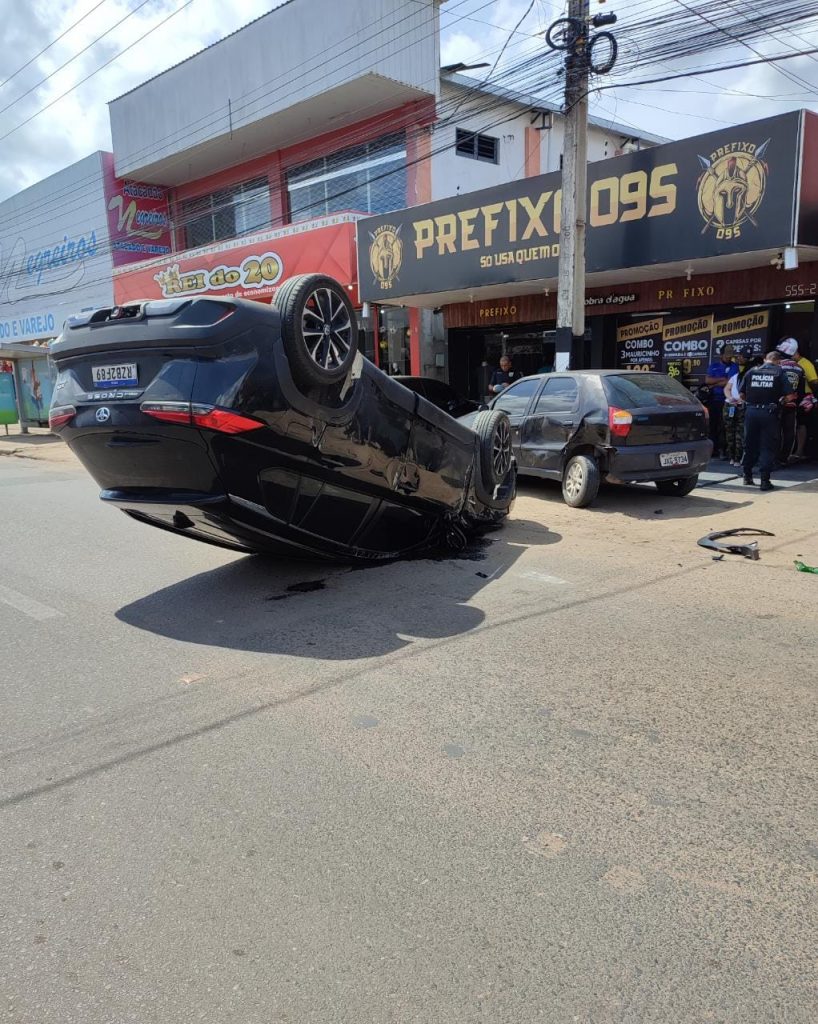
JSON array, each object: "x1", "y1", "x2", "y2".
[{"x1": 1, "y1": 456, "x2": 816, "y2": 1024}]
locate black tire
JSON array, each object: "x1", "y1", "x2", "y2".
[
  {"x1": 473, "y1": 410, "x2": 513, "y2": 494},
  {"x1": 589, "y1": 30, "x2": 618, "y2": 74},
  {"x1": 562, "y1": 454, "x2": 600, "y2": 508},
  {"x1": 546, "y1": 17, "x2": 581, "y2": 50},
  {"x1": 654, "y1": 475, "x2": 699, "y2": 497},
  {"x1": 274, "y1": 274, "x2": 358, "y2": 387}
]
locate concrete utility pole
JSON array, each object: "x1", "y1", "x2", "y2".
[
  {"x1": 550, "y1": 3, "x2": 617, "y2": 370},
  {"x1": 555, "y1": 0, "x2": 590, "y2": 372}
]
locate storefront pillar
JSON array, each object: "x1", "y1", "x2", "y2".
[{"x1": 408, "y1": 308, "x2": 422, "y2": 375}]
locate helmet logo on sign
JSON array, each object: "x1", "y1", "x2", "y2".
[
  {"x1": 697, "y1": 138, "x2": 769, "y2": 242},
  {"x1": 95, "y1": 407, "x2": 111, "y2": 423},
  {"x1": 369, "y1": 224, "x2": 403, "y2": 290}
]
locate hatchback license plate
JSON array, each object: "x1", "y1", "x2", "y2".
[
  {"x1": 92, "y1": 363, "x2": 138, "y2": 388},
  {"x1": 660, "y1": 451, "x2": 689, "y2": 467}
]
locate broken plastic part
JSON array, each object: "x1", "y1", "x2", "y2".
[{"x1": 697, "y1": 528, "x2": 775, "y2": 561}]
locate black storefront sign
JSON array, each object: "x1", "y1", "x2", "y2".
[{"x1": 359, "y1": 112, "x2": 801, "y2": 302}]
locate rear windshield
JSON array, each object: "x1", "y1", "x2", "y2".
[{"x1": 604, "y1": 373, "x2": 699, "y2": 409}]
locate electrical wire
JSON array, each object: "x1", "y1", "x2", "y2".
[
  {"x1": 0, "y1": 0, "x2": 112, "y2": 91},
  {"x1": 0, "y1": 0, "x2": 157, "y2": 119},
  {"x1": 0, "y1": 37, "x2": 561, "y2": 262},
  {"x1": 1, "y1": 0, "x2": 538, "y2": 238},
  {"x1": 0, "y1": 0, "x2": 197, "y2": 143}
]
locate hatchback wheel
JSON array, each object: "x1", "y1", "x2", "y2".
[
  {"x1": 654, "y1": 475, "x2": 699, "y2": 497},
  {"x1": 275, "y1": 274, "x2": 358, "y2": 387},
  {"x1": 562, "y1": 454, "x2": 600, "y2": 508}
]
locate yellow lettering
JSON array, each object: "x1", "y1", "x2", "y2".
[
  {"x1": 458, "y1": 208, "x2": 480, "y2": 251},
  {"x1": 619, "y1": 171, "x2": 647, "y2": 223},
  {"x1": 482, "y1": 202, "x2": 504, "y2": 247},
  {"x1": 414, "y1": 219, "x2": 434, "y2": 259},
  {"x1": 505, "y1": 200, "x2": 518, "y2": 243},
  {"x1": 434, "y1": 214, "x2": 457, "y2": 255},
  {"x1": 648, "y1": 163, "x2": 677, "y2": 218},
  {"x1": 519, "y1": 192, "x2": 551, "y2": 240},
  {"x1": 590, "y1": 176, "x2": 619, "y2": 227}
]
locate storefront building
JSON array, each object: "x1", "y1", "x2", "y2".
[
  {"x1": 0, "y1": 151, "x2": 172, "y2": 426},
  {"x1": 357, "y1": 110, "x2": 818, "y2": 400},
  {"x1": 106, "y1": 0, "x2": 659, "y2": 374}
]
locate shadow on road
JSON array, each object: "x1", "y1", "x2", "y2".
[
  {"x1": 518, "y1": 477, "x2": 752, "y2": 520},
  {"x1": 116, "y1": 519, "x2": 561, "y2": 659}
]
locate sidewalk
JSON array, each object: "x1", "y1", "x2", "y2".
[
  {"x1": 0, "y1": 424, "x2": 77, "y2": 465},
  {"x1": 700, "y1": 455, "x2": 818, "y2": 491}
]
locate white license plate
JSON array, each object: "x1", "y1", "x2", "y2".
[
  {"x1": 92, "y1": 363, "x2": 138, "y2": 388},
  {"x1": 660, "y1": 451, "x2": 689, "y2": 468}
]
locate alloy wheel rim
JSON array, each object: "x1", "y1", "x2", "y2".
[
  {"x1": 565, "y1": 461, "x2": 584, "y2": 498},
  {"x1": 492, "y1": 419, "x2": 512, "y2": 478},
  {"x1": 301, "y1": 288, "x2": 352, "y2": 370}
]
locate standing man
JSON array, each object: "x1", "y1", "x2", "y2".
[
  {"x1": 775, "y1": 340, "x2": 806, "y2": 463},
  {"x1": 777, "y1": 338, "x2": 817, "y2": 459},
  {"x1": 740, "y1": 351, "x2": 796, "y2": 491},
  {"x1": 723, "y1": 348, "x2": 753, "y2": 466},
  {"x1": 489, "y1": 355, "x2": 517, "y2": 395},
  {"x1": 704, "y1": 343, "x2": 737, "y2": 459}
]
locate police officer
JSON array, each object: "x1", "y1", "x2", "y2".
[
  {"x1": 740, "y1": 351, "x2": 797, "y2": 491},
  {"x1": 489, "y1": 355, "x2": 517, "y2": 395}
]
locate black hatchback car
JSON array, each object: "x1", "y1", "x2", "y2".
[
  {"x1": 48, "y1": 274, "x2": 515, "y2": 561},
  {"x1": 460, "y1": 370, "x2": 711, "y2": 507}
]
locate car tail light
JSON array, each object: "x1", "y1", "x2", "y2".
[
  {"x1": 140, "y1": 401, "x2": 192, "y2": 425},
  {"x1": 191, "y1": 405, "x2": 265, "y2": 434},
  {"x1": 49, "y1": 404, "x2": 76, "y2": 429},
  {"x1": 140, "y1": 401, "x2": 264, "y2": 434},
  {"x1": 608, "y1": 406, "x2": 633, "y2": 438}
]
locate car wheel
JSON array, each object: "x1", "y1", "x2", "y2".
[
  {"x1": 473, "y1": 410, "x2": 513, "y2": 495},
  {"x1": 655, "y1": 475, "x2": 699, "y2": 497},
  {"x1": 274, "y1": 274, "x2": 358, "y2": 387},
  {"x1": 562, "y1": 454, "x2": 600, "y2": 508}
]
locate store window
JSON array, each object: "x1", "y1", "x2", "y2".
[
  {"x1": 493, "y1": 378, "x2": 539, "y2": 416},
  {"x1": 179, "y1": 177, "x2": 271, "y2": 249},
  {"x1": 287, "y1": 133, "x2": 407, "y2": 223},
  {"x1": 456, "y1": 129, "x2": 499, "y2": 163},
  {"x1": 379, "y1": 307, "x2": 410, "y2": 375}
]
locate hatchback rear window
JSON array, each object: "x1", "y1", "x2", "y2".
[{"x1": 604, "y1": 373, "x2": 699, "y2": 408}]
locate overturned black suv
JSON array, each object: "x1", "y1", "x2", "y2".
[{"x1": 49, "y1": 275, "x2": 515, "y2": 561}]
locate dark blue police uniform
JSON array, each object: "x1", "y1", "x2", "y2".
[
  {"x1": 489, "y1": 369, "x2": 516, "y2": 393},
  {"x1": 739, "y1": 361, "x2": 794, "y2": 488}
]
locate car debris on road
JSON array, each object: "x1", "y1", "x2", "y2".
[{"x1": 697, "y1": 528, "x2": 775, "y2": 561}]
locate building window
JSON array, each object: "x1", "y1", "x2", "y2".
[
  {"x1": 179, "y1": 177, "x2": 271, "y2": 249},
  {"x1": 287, "y1": 133, "x2": 407, "y2": 223},
  {"x1": 455, "y1": 128, "x2": 499, "y2": 163}
]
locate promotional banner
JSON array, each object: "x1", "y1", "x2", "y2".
[
  {"x1": 619, "y1": 308, "x2": 770, "y2": 394},
  {"x1": 711, "y1": 309, "x2": 769, "y2": 358},
  {"x1": 662, "y1": 314, "x2": 713, "y2": 392},
  {"x1": 16, "y1": 357, "x2": 54, "y2": 425},
  {"x1": 0, "y1": 371, "x2": 17, "y2": 425},
  {"x1": 114, "y1": 216, "x2": 360, "y2": 305},
  {"x1": 358, "y1": 112, "x2": 802, "y2": 302},
  {"x1": 616, "y1": 318, "x2": 662, "y2": 371},
  {"x1": 102, "y1": 153, "x2": 172, "y2": 267}
]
